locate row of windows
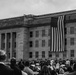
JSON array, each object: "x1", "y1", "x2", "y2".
[
  {"x1": 1, "y1": 42, "x2": 16, "y2": 49},
  {"x1": 29, "y1": 37, "x2": 75, "y2": 47},
  {"x1": 1, "y1": 32, "x2": 16, "y2": 50},
  {"x1": 70, "y1": 27, "x2": 74, "y2": 34},
  {"x1": 1, "y1": 32, "x2": 17, "y2": 59},
  {"x1": 29, "y1": 50, "x2": 75, "y2": 58},
  {"x1": 29, "y1": 51, "x2": 45, "y2": 58},
  {"x1": 65, "y1": 27, "x2": 75, "y2": 34},
  {"x1": 29, "y1": 26, "x2": 75, "y2": 38},
  {"x1": 29, "y1": 39, "x2": 50, "y2": 47},
  {"x1": 30, "y1": 29, "x2": 50, "y2": 37},
  {"x1": 7, "y1": 51, "x2": 16, "y2": 59},
  {"x1": 65, "y1": 38, "x2": 75, "y2": 45}
]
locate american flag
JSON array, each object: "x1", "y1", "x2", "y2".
[{"x1": 51, "y1": 15, "x2": 65, "y2": 52}]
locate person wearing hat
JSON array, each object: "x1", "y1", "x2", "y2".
[{"x1": 0, "y1": 50, "x2": 14, "y2": 75}]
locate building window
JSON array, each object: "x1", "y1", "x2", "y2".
[
  {"x1": 29, "y1": 52, "x2": 32, "y2": 58},
  {"x1": 8, "y1": 42, "x2": 10, "y2": 48},
  {"x1": 1, "y1": 33, "x2": 5, "y2": 50},
  {"x1": 64, "y1": 28, "x2": 67, "y2": 34},
  {"x1": 12, "y1": 32, "x2": 16, "y2": 48},
  {"x1": 12, "y1": 52, "x2": 16, "y2": 58},
  {"x1": 42, "y1": 30, "x2": 46, "y2": 37},
  {"x1": 42, "y1": 51, "x2": 45, "y2": 58},
  {"x1": 63, "y1": 52, "x2": 66, "y2": 58},
  {"x1": 48, "y1": 29, "x2": 50, "y2": 36},
  {"x1": 55, "y1": 53, "x2": 59, "y2": 57},
  {"x1": 12, "y1": 32, "x2": 16, "y2": 41},
  {"x1": 70, "y1": 27, "x2": 74, "y2": 34},
  {"x1": 7, "y1": 52, "x2": 10, "y2": 59},
  {"x1": 7, "y1": 33, "x2": 11, "y2": 40},
  {"x1": 14, "y1": 52, "x2": 16, "y2": 58},
  {"x1": 7, "y1": 33, "x2": 11, "y2": 49},
  {"x1": 70, "y1": 38, "x2": 74, "y2": 45},
  {"x1": 65, "y1": 38, "x2": 67, "y2": 45},
  {"x1": 29, "y1": 41, "x2": 33, "y2": 47},
  {"x1": 35, "y1": 31, "x2": 39, "y2": 37},
  {"x1": 14, "y1": 32, "x2": 16, "y2": 38},
  {"x1": 35, "y1": 40, "x2": 39, "y2": 47},
  {"x1": 1, "y1": 43, "x2": 5, "y2": 50},
  {"x1": 48, "y1": 39, "x2": 50, "y2": 46},
  {"x1": 48, "y1": 51, "x2": 52, "y2": 57},
  {"x1": 30, "y1": 31, "x2": 33, "y2": 37},
  {"x1": 1, "y1": 33, "x2": 5, "y2": 40},
  {"x1": 42, "y1": 40, "x2": 45, "y2": 47},
  {"x1": 70, "y1": 50, "x2": 74, "y2": 57},
  {"x1": 14, "y1": 42, "x2": 16, "y2": 48},
  {"x1": 35, "y1": 51, "x2": 39, "y2": 58}
]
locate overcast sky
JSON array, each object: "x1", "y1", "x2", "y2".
[{"x1": 0, "y1": 0, "x2": 76, "y2": 19}]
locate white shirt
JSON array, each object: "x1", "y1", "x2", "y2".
[
  {"x1": 0, "y1": 62, "x2": 5, "y2": 65},
  {"x1": 22, "y1": 71, "x2": 28, "y2": 75}
]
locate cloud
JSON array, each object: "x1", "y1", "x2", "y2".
[{"x1": 0, "y1": 0, "x2": 76, "y2": 19}]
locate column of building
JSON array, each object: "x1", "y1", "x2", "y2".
[
  {"x1": 23, "y1": 28, "x2": 29, "y2": 60},
  {"x1": 0, "y1": 32, "x2": 17, "y2": 61},
  {"x1": 12, "y1": 32, "x2": 16, "y2": 58}
]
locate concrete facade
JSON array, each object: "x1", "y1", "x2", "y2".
[
  {"x1": 29, "y1": 26, "x2": 50, "y2": 60},
  {"x1": 0, "y1": 28, "x2": 26, "y2": 60},
  {"x1": 66, "y1": 23, "x2": 76, "y2": 60},
  {"x1": 0, "y1": 10, "x2": 76, "y2": 60}
]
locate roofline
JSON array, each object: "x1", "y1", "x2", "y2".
[
  {"x1": 36, "y1": 9, "x2": 76, "y2": 18},
  {"x1": 0, "y1": 9, "x2": 76, "y2": 29},
  {"x1": 1, "y1": 9, "x2": 76, "y2": 20},
  {"x1": 0, "y1": 15, "x2": 24, "y2": 21}
]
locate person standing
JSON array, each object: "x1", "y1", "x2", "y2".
[
  {"x1": 10, "y1": 58, "x2": 22, "y2": 75},
  {"x1": 23, "y1": 61, "x2": 34, "y2": 75},
  {"x1": 0, "y1": 50, "x2": 14, "y2": 75}
]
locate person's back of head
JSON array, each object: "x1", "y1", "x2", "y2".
[
  {"x1": 10, "y1": 57, "x2": 16, "y2": 65},
  {"x1": 0, "y1": 50, "x2": 14, "y2": 75},
  {"x1": 40, "y1": 65, "x2": 51, "y2": 75},
  {"x1": 24, "y1": 61, "x2": 30, "y2": 67},
  {"x1": 0, "y1": 50, "x2": 6, "y2": 62},
  {"x1": 10, "y1": 58, "x2": 22, "y2": 75}
]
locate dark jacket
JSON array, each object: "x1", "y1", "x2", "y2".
[
  {"x1": 0, "y1": 64, "x2": 14, "y2": 75},
  {"x1": 10, "y1": 64, "x2": 22, "y2": 75}
]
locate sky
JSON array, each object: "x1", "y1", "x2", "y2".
[{"x1": 0, "y1": 0, "x2": 76, "y2": 19}]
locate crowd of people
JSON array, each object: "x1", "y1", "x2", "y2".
[{"x1": 0, "y1": 50, "x2": 76, "y2": 75}]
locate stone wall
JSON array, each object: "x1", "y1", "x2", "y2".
[
  {"x1": 23, "y1": 28, "x2": 29, "y2": 60},
  {"x1": 66, "y1": 23, "x2": 76, "y2": 59},
  {"x1": 16, "y1": 28, "x2": 25, "y2": 60}
]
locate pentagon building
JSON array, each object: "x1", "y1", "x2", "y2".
[{"x1": 0, "y1": 10, "x2": 76, "y2": 61}]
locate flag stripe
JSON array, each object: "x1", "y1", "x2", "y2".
[
  {"x1": 62, "y1": 16, "x2": 65, "y2": 51},
  {"x1": 54, "y1": 28, "x2": 55, "y2": 52},
  {"x1": 60, "y1": 16, "x2": 63, "y2": 51},
  {"x1": 51, "y1": 27, "x2": 54, "y2": 51},
  {"x1": 54, "y1": 27, "x2": 56, "y2": 52}
]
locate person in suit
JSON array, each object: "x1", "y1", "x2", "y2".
[
  {"x1": 10, "y1": 57, "x2": 22, "y2": 75},
  {"x1": 0, "y1": 50, "x2": 14, "y2": 75},
  {"x1": 65, "y1": 63, "x2": 76, "y2": 75}
]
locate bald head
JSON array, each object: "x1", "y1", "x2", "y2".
[{"x1": 0, "y1": 50, "x2": 6, "y2": 61}]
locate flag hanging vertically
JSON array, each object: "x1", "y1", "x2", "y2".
[{"x1": 51, "y1": 15, "x2": 65, "y2": 52}]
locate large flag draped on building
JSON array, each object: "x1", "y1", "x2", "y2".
[{"x1": 51, "y1": 15, "x2": 65, "y2": 52}]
